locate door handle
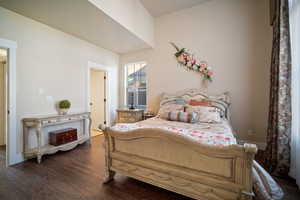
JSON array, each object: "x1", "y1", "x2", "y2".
[{"x1": 90, "y1": 102, "x2": 93, "y2": 106}]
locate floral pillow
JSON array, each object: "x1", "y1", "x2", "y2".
[
  {"x1": 158, "y1": 104, "x2": 185, "y2": 119},
  {"x1": 185, "y1": 105, "x2": 221, "y2": 123}
]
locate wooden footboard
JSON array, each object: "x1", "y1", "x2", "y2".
[{"x1": 102, "y1": 127, "x2": 257, "y2": 200}]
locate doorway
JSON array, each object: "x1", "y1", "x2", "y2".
[
  {"x1": 0, "y1": 48, "x2": 7, "y2": 169},
  {"x1": 89, "y1": 68, "x2": 107, "y2": 137}
]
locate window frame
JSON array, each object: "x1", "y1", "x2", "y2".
[{"x1": 289, "y1": 0, "x2": 300, "y2": 187}]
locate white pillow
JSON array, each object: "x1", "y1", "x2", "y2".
[{"x1": 185, "y1": 105, "x2": 221, "y2": 123}]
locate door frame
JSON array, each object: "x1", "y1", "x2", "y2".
[
  {"x1": 0, "y1": 39, "x2": 18, "y2": 166},
  {"x1": 86, "y1": 61, "x2": 110, "y2": 127}
]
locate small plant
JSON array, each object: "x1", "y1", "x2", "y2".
[{"x1": 59, "y1": 100, "x2": 71, "y2": 109}]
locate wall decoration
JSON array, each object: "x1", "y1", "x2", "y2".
[{"x1": 170, "y1": 42, "x2": 213, "y2": 81}]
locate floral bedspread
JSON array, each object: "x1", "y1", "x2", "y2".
[
  {"x1": 111, "y1": 118, "x2": 284, "y2": 199},
  {"x1": 111, "y1": 117, "x2": 236, "y2": 146}
]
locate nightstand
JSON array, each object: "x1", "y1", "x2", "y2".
[{"x1": 117, "y1": 109, "x2": 144, "y2": 123}]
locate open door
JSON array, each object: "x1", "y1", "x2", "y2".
[
  {"x1": 0, "y1": 48, "x2": 7, "y2": 168},
  {"x1": 90, "y1": 69, "x2": 106, "y2": 136}
]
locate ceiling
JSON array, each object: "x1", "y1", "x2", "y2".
[
  {"x1": 140, "y1": 0, "x2": 209, "y2": 17},
  {"x1": 0, "y1": 0, "x2": 151, "y2": 54}
]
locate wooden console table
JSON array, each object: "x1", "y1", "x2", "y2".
[{"x1": 23, "y1": 112, "x2": 91, "y2": 163}]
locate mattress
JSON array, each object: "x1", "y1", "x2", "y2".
[{"x1": 111, "y1": 117, "x2": 236, "y2": 146}]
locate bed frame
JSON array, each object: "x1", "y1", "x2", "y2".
[{"x1": 102, "y1": 89, "x2": 257, "y2": 200}]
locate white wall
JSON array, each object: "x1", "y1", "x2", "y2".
[
  {"x1": 89, "y1": 0, "x2": 154, "y2": 48},
  {"x1": 0, "y1": 7, "x2": 119, "y2": 163},
  {"x1": 120, "y1": 0, "x2": 272, "y2": 143}
]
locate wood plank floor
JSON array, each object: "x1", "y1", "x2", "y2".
[
  {"x1": 0, "y1": 145, "x2": 5, "y2": 169},
  {"x1": 0, "y1": 135, "x2": 299, "y2": 200},
  {"x1": 0, "y1": 136, "x2": 191, "y2": 200}
]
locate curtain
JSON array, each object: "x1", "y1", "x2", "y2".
[
  {"x1": 289, "y1": 0, "x2": 300, "y2": 187},
  {"x1": 270, "y1": 0, "x2": 278, "y2": 26},
  {"x1": 265, "y1": 0, "x2": 292, "y2": 176}
]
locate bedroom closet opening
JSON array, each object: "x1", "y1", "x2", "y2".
[
  {"x1": 0, "y1": 48, "x2": 7, "y2": 169},
  {"x1": 89, "y1": 68, "x2": 107, "y2": 137}
]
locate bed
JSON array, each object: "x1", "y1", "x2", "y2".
[{"x1": 101, "y1": 89, "x2": 280, "y2": 200}]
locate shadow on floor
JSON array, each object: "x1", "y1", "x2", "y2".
[{"x1": 0, "y1": 145, "x2": 5, "y2": 169}]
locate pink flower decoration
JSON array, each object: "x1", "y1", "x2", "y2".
[
  {"x1": 171, "y1": 43, "x2": 213, "y2": 81},
  {"x1": 200, "y1": 62, "x2": 207, "y2": 68}
]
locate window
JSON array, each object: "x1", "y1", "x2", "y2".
[{"x1": 125, "y1": 62, "x2": 147, "y2": 109}]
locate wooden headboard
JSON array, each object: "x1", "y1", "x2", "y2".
[{"x1": 160, "y1": 88, "x2": 231, "y2": 120}]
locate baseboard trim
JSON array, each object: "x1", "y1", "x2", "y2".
[{"x1": 9, "y1": 153, "x2": 24, "y2": 166}]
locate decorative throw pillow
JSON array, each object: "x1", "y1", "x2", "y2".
[
  {"x1": 188, "y1": 98, "x2": 230, "y2": 119},
  {"x1": 167, "y1": 111, "x2": 198, "y2": 123},
  {"x1": 189, "y1": 99, "x2": 212, "y2": 106},
  {"x1": 168, "y1": 110, "x2": 180, "y2": 121},
  {"x1": 185, "y1": 105, "x2": 221, "y2": 123},
  {"x1": 158, "y1": 104, "x2": 185, "y2": 119}
]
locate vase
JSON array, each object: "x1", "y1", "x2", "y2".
[{"x1": 59, "y1": 108, "x2": 69, "y2": 115}]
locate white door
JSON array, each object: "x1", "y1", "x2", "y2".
[
  {"x1": 0, "y1": 61, "x2": 5, "y2": 145},
  {"x1": 90, "y1": 69, "x2": 106, "y2": 130}
]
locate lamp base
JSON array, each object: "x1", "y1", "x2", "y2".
[{"x1": 129, "y1": 105, "x2": 135, "y2": 110}]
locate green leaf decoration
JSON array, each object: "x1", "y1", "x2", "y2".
[{"x1": 170, "y1": 42, "x2": 180, "y2": 51}]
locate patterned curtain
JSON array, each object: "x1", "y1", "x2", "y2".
[{"x1": 265, "y1": 0, "x2": 292, "y2": 176}]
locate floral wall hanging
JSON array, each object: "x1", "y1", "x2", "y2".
[{"x1": 170, "y1": 42, "x2": 213, "y2": 82}]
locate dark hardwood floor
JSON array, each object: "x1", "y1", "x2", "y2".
[
  {"x1": 0, "y1": 136, "x2": 299, "y2": 200},
  {"x1": 0, "y1": 136, "x2": 191, "y2": 200}
]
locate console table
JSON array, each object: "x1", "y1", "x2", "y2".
[{"x1": 23, "y1": 112, "x2": 91, "y2": 163}]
